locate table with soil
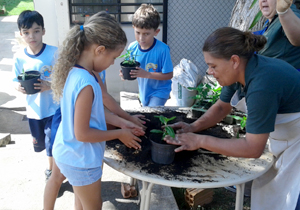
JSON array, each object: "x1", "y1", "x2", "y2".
[{"x1": 104, "y1": 108, "x2": 274, "y2": 210}]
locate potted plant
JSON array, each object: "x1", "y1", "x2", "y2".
[
  {"x1": 231, "y1": 115, "x2": 247, "y2": 138},
  {"x1": 17, "y1": 69, "x2": 41, "y2": 94},
  {"x1": 119, "y1": 50, "x2": 140, "y2": 81},
  {"x1": 150, "y1": 115, "x2": 178, "y2": 164}
]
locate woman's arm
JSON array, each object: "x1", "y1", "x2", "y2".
[
  {"x1": 277, "y1": 0, "x2": 300, "y2": 46},
  {"x1": 191, "y1": 99, "x2": 233, "y2": 132},
  {"x1": 167, "y1": 100, "x2": 232, "y2": 134},
  {"x1": 165, "y1": 131, "x2": 269, "y2": 158}
]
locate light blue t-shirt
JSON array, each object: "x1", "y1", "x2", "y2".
[
  {"x1": 128, "y1": 38, "x2": 173, "y2": 106},
  {"x1": 99, "y1": 70, "x2": 106, "y2": 83},
  {"x1": 53, "y1": 67, "x2": 106, "y2": 168},
  {"x1": 12, "y1": 44, "x2": 59, "y2": 119}
]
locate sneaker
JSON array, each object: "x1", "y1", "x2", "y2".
[
  {"x1": 224, "y1": 185, "x2": 251, "y2": 197},
  {"x1": 225, "y1": 185, "x2": 237, "y2": 193},
  {"x1": 45, "y1": 169, "x2": 52, "y2": 182}
]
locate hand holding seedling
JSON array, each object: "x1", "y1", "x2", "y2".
[
  {"x1": 119, "y1": 129, "x2": 142, "y2": 150},
  {"x1": 34, "y1": 79, "x2": 51, "y2": 93},
  {"x1": 164, "y1": 132, "x2": 201, "y2": 152},
  {"x1": 277, "y1": 0, "x2": 293, "y2": 13},
  {"x1": 166, "y1": 121, "x2": 193, "y2": 134},
  {"x1": 130, "y1": 67, "x2": 149, "y2": 78},
  {"x1": 15, "y1": 83, "x2": 26, "y2": 94}
]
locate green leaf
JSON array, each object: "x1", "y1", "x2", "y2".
[
  {"x1": 249, "y1": 10, "x2": 262, "y2": 30},
  {"x1": 22, "y1": 69, "x2": 26, "y2": 81},
  {"x1": 150, "y1": 129, "x2": 163, "y2": 134},
  {"x1": 250, "y1": 0, "x2": 258, "y2": 9},
  {"x1": 231, "y1": 115, "x2": 243, "y2": 121},
  {"x1": 165, "y1": 116, "x2": 176, "y2": 123},
  {"x1": 165, "y1": 126, "x2": 175, "y2": 138}
]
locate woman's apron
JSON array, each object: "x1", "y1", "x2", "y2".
[{"x1": 231, "y1": 91, "x2": 300, "y2": 210}]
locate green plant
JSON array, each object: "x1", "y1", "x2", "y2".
[
  {"x1": 150, "y1": 115, "x2": 176, "y2": 140},
  {"x1": 188, "y1": 83, "x2": 221, "y2": 109},
  {"x1": 119, "y1": 49, "x2": 139, "y2": 66},
  {"x1": 22, "y1": 69, "x2": 26, "y2": 81},
  {"x1": 231, "y1": 115, "x2": 247, "y2": 138},
  {"x1": 249, "y1": 0, "x2": 263, "y2": 29}
]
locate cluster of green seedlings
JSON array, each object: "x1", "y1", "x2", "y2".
[
  {"x1": 189, "y1": 82, "x2": 247, "y2": 138},
  {"x1": 188, "y1": 82, "x2": 222, "y2": 109},
  {"x1": 119, "y1": 49, "x2": 139, "y2": 66}
]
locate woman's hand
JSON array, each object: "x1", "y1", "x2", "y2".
[
  {"x1": 166, "y1": 121, "x2": 193, "y2": 134},
  {"x1": 119, "y1": 129, "x2": 142, "y2": 149},
  {"x1": 164, "y1": 133, "x2": 201, "y2": 152},
  {"x1": 34, "y1": 79, "x2": 51, "y2": 93},
  {"x1": 277, "y1": 0, "x2": 293, "y2": 13}
]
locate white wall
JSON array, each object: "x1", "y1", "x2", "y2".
[{"x1": 34, "y1": 0, "x2": 70, "y2": 47}]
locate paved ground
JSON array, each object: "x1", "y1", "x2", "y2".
[{"x1": 0, "y1": 16, "x2": 178, "y2": 210}]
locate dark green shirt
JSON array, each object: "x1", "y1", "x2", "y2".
[
  {"x1": 258, "y1": 4, "x2": 300, "y2": 69},
  {"x1": 220, "y1": 54, "x2": 300, "y2": 134}
]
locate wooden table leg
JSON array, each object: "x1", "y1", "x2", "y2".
[
  {"x1": 140, "y1": 181, "x2": 154, "y2": 210},
  {"x1": 235, "y1": 183, "x2": 245, "y2": 210}
]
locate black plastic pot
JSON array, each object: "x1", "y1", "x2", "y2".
[
  {"x1": 17, "y1": 70, "x2": 41, "y2": 95},
  {"x1": 120, "y1": 61, "x2": 140, "y2": 81},
  {"x1": 150, "y1": 133, "x2": 177, "y2": 165}
]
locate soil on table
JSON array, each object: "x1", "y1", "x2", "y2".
[{"x1": 106, "y1": 109, "x2": 235, "y2": 181}]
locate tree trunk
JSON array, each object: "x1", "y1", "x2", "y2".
[{"x1": 229, "y1": 0, "x2": 267, "y2": 32}]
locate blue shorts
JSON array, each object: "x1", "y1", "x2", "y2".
[
  {"x1": 50, "y1": 107, "x2": 61, "y2": 153},
  {"x1": 28, "y1": 116, "x2": 53, "y2": 156},
  {"x1": 55, "y1": 161, "x2": 102, "y2": 186},
  {"x1": 146, "y1": 96, "x2": 168, "y2": 107}
]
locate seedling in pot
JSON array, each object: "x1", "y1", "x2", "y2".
[
  {"x1": 119, "y1": 50, "x2": 140, "y2": 66},
  {"x1": 231, "y1": 115, "x2": 247, "y2": 138},
  {"x1": 150, "y1": 115, "x2": 176, "y2": 141}
]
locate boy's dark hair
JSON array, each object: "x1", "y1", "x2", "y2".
[
  {"x1": 132, "y1": 4, "x2": 160, "y2": 30},
  {"x1": 17, "y1": 10, "x2": 44, "y2": 31}
]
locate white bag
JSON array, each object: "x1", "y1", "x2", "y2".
[{"x1": 171, "y1": 59, "x2": 204, "y2": 107}]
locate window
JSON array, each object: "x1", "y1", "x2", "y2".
[{"x1": 69, "y1": 0, "x2": 165, "y2": 25}]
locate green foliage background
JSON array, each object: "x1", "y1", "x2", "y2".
[{"x1": 0, "y1": 0, "x2": 34, "y2": 16}]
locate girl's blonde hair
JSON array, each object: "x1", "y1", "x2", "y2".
[{"x1": 51, "y1": 11, "x2": 127, "y2": 102}]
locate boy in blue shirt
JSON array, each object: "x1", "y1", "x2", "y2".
[
  {"x1": 121, "y1": 4, "x2": 173, "y2": 107},
  {"x1": 12, "y1": 10, "x2": 59, "y2": 181}
]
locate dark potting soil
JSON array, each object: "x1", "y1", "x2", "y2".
[
  {"x1": 106, "y1": 110, "x2": 233, "y2": 181},
  {"x1": 17, "y1": 74, "x2": 40, "y2": 80},
  {"x1": 121, "y1": 61, "x2": 140, "y2": 68}
]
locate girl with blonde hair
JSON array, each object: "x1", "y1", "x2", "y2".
[{"x1": 51, "y1": 11, "x2": 142, "y2": 209}]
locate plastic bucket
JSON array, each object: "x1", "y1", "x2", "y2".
[
  {"x1": 150, "y1": 139, "x2": 177, "y2": 164},
  {"x1": 17, "y1": 70, "x2": 41, "y2": 94}
]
